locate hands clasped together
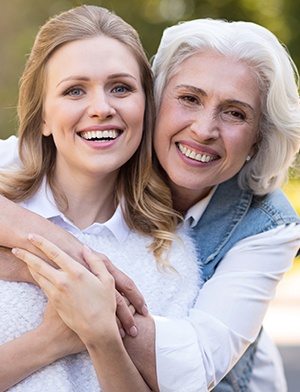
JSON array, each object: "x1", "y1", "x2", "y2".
[{"x1": 12, "y1": 234, "x2": 146, "y2": 349}]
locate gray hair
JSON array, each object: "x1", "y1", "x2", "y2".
[{"x1": 152, "y1": 19, "x2": 300, "y2": 194}]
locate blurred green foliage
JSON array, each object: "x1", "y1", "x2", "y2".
[{"x1": 1, "y1": 0, "x2": 300, "y2": 138}]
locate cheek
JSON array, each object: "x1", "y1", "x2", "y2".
[
  {"x1": 130, "y1": 96, "x2": 145, "y2": 127},
  {"x1": 133, "y1": 115, "x2": 145, "y2": 144},
  {"x1": 225, "y1": 128, "x2": 256, "y2": 157},
  {"x1": 153, "y1": 122, "x2": 167, "y2": 158},
  {"x1": 154, "y1": 106, "x2": 174, "y2": 148},
  {"x1": 133, "y1": 128, "x2": 144, "y2": 149}
]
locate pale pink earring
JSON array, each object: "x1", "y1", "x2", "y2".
[{"x1": 245, "y1": 155, "x2": 251, "y2": 162}]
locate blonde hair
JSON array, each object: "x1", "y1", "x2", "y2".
[
  {"x1": 0, "y1": 5, "x2": 181, "y2": 267},
  {"x1": 153, "y1": 19, "x2": 300, "y2": 195}
]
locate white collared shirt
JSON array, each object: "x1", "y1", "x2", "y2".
[
  {"x1": 0, "y1": 135, "x2": 20, "y2": 167},
  {"x1": 154, "y1": 193, "x2": 300, "y2": 391},
  {"x1": 184, "y1": 186, "x2": 217, "y2": 228},
  {"x1": 19, "y1": 177, "x2": 130, "y2": 244}
]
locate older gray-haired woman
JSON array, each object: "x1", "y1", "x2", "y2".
[{"x1": 146, "y1": 18, "x2": 300, "y2": 391}]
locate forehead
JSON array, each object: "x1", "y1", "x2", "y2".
[{"x1": 45, "y1": 35, "x2": 141, "y2": 81}]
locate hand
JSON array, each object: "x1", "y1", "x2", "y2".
[
  {"x1": 12, "y1": 234, "x2": 118, "y2": 345},
  {"x1": 100, "y1": 253, "x2": 148, "y2": 321},
  {"x1": 76, "y1": 249, "x2": 148, "y2": 335},
  {"x1": 116, "y1": 296, "x2": 137, "y2": 338},
  {"x1": 11, "y1": 233, "x2": 148, "y2": 337},
  {"x1": 41, "y1": 302, "x2": 85, "y2": 357}
]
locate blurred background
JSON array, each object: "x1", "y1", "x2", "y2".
[
  {"x1": 1, "y1": 0, "x2": 300, "y2": 138},
  {"x1": 0, "y1": 0, "x2": 299, "y2": 390}
]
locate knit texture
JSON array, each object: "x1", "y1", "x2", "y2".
[{"x1": 1, "y1": 226, "x2": 202, "y2": 391}]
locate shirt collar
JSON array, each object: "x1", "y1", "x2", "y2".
[
  {"x1": 185, "y1": 186, "x2": 217, "y2": 228},
  {"x1": 19, "y1": 178, "x2": 130, "y2": 244}
]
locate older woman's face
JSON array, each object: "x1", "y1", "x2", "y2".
[{"x1": 154, "y1": 52, "x2": 260, "y2": 209}]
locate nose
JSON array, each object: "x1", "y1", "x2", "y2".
[
  {"x1": 87, "y1": 90, "x2": 116, "y2": 119},
  {"x1": 190, "y1": 109, "x2": 220, "y2": 140}
]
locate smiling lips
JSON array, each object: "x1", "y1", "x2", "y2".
[
  {"x1": 80, "y1": 129, "x2": 121, "y2": 141},
  {"x1": 177, "y1": 142, "x2": 218, "y2": 163}
]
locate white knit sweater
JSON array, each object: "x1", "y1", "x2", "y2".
[{"x1": 0, "y1": 227, "x2": 202, "y2": 391}]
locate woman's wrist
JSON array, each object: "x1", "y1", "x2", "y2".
[
  {"x1": 35, "y1": 315, "x2": 85, "y2": 362},
  {"x1": 34, "y1": 323, "x2": 67, "y2": 363},
  {"x1": 82, "y1": 319, "x2": 121, "y2": 352}
]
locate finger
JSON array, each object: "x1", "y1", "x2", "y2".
[
  {"x1": 117, "y1": 274, "x2": 148, "y2": 316},
  {"x1": 128, "y1": 303, "x2": 136, "y2": 316},
  {"x1": 27, "y1": 234, "x2": 85, "y2": 274},
  {"x1": 102, "y1": 256, "x2": 148, "y2": 316},
  {"x1": 27, "y1": 266, "x2": 55, "y2": 297},
  {"x1": 12, "y1": 247, "x2": 58, "y2": 282},
  {"x1": 122, "y1": 296, "x2": 130, "y2": 306},
  {"x1": 115, "y1": 290, "x2": 138, "y2": 337},
  {"x1": 120, "y1": 295, "x2": 136, "y2": 316},
  {"x1": 82, "y1": 245, "x2": 112, "y2": 283},
  {"x1": 115, "y1": 317, "x2": 126, "y2": 339},
  {"x1": 11, "y1": 247, "x2": 58, "y2": 298},
  {"x1": 115, "y1": 295, "x2": 136, "y2": 335}
]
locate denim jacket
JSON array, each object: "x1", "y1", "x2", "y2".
[{"x1": 191, "y1": 175, "x2": 300, "y2": 391}]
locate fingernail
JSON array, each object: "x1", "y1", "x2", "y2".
[
  {"x1": 129, "y1": 326, "x2": 138, "y2": 337},
  {"x1": 83, "y1": 244, "x2": 91, "y2": 253},
  {"x1": 28, "y1": 234, "x2": 36, "y2": 242},
  {"x1": 142, "y1": 305, "x2": 149, "y2": 316},
  {"x1": 11, "y1": 248, "x2": 19, "y2": 256},
  {"x1": 119, "y1": 328, "x2": 126, "y2": 339}
]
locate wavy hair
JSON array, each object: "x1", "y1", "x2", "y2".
[
  {"x1": 152, "y1": 19, "x2": 300, "y2": 195},
  {"x1": 0, "y1": 5, "x2": 181, "y2": 267}
]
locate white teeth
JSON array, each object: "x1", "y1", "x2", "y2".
[
  {"x1": 177, "y1": 143, "x2": 216, "y2": 163},
  {"x1": 80, "y1": 130, "x2": 119, "y2": 141}
]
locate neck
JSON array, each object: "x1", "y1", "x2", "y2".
[
  {"x1": 171, "y1": 184, "x2": 213, "y2": 215},
  {"x1": 52, "y1": 169, "x2": 118, "y2": 230}
]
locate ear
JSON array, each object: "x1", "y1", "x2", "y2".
[
  {"x1": 248, "y1": 138, "x2": 259, "y2": 158},
  {"x1": 42, "y1": 120, "x2": 51, "y2": 136}
]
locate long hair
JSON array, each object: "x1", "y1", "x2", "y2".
[
  {"x1": 0, "y1": 5, "x2": 181, "y2": 267},
  {"x1": 152, "y1": 19, "x2": 300, "y2": 195}
]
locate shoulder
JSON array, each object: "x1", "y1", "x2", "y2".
[
  {"x1": 209, "y1": 175, "x2": 300, "y2": 227},
  {"x1": 191, "y1": 176, "x2": 300, "y2": 270},
  {"x1": 250, "y1": 188, "x2": 300, "y2": 226},
  {"x1": 0, "y1": 135, "x2": 20, "y2": 168}
]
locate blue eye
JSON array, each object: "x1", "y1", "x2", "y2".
[
  {"x1": 112, "y1": 84, "x2": 133, "y2": 94},
  {"x1": 63, "y1": 87, "x2": 84, "y2": 97},
  {"x1": 113, "y1": 86, "x2": 126, "y2": 93}
]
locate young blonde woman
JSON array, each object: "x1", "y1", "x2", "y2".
[{"x1": 0, "y1": 6, "x2": 202, "y2": 391}]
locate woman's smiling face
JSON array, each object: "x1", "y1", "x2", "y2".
[
  {"x1": 154, "y1": 51, "x2": 261, "y2": 209},
  {"x1": 42, "y1": 35, "x2": 145, "y2": 182}
]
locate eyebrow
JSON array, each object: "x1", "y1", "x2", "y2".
[
  {"x1": 56, "y1": 73, "x2": 138, "y2": 87},
  {"x1": 175, "y1": 84, "x2": 207, "y2": 97},
  {"x1": 225, "y1": 99, "x2": 256, "y2": 114},
  {"x1": 174, "y1": 84, "x2": 256, "y2": 113}
]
